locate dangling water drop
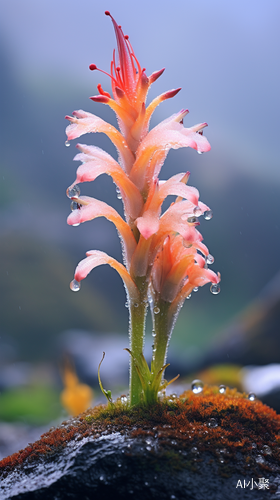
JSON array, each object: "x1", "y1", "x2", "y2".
[
  {"x1": 66, "y1": 185, "x2": 80, "y2": 199},
  {"x1": 191, "y1": 379, "x2": 204, "y2": 394},
  {"x1": 248, "y1": 392, "x2": 256, "y2": 401},
  {"x1": 65, "y1": 140, "x2": 70, "y2": 147},
  {"x1": 193, "y1": 287, "x2": 199, "y2": 292},
  {"x1": 206, "y1": 254, "x2": 215, "y2": 265},
  {"x1": 152, "y1": 329, "x2": 156, "y2": 337},
  {"x1": 72, "y1": 223, "x2": 80, "y2": 227},
  {"x1": 116, "y1": 187, "x2": 122, "y2": 200},
  {"x1": 219, "y1": 385, "x2": 226, "y2": 394},
  {"x1": 70, "y1": 200, "x2": 81, "y2": 211},
  {"x1": 154, "y1": 306, "x2": 160, "y2": 314},
  {"x1": 197, "y1": 150, "x2": 203, "y2": 155},
  {"x1": 70, "y1": 279, "x2": 81, "y2": 292},
  {"x1": 204, "y1": 209, "x2": 213, "y2": 220},
  {"x1": 186, "y1": 294, "x2": 192, "y2": 299},
  {"x1": 210, "y1": 283, "x2": 220, "y2": 295}
]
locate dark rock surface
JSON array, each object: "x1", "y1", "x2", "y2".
[
  {"x1": 1, "y1": 431, "x2": 279, "y2": 500},
  {"x1": 1, "y1": 388, "x2": 280, "y2": 499}
]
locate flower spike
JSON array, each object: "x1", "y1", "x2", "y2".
[{"x1": 66, "y1": 12, "x2": 220, "y2": 407}]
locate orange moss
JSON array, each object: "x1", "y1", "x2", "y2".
[{"x1": 1, "y1": 386, "x2": 280, "y2": 478}]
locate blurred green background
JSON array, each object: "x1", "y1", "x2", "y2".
[{"x1": 0, "y1": 0, "x2": 280, "y2": 430}]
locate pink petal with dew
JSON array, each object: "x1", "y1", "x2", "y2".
[
  {"x1": 65, "y1": 111, "x2": 134, "y2": 173},
  {"x1": 67, "y1": 197, "x2": 136, "y2": 265},
  {"x1": 71, "y1": 146, "x2": 143, "y2": 219},
  {"x1": 130, "y1": 127, "x2": 210, "y2": 189},
  {"x1": 74, "y1": 250, "x2": 139, "y2": 303},
  {"x1": 158, "y1": 175, "x2": 200, "y2": 206},
  {"x1": 187, "y1": 266, "x2": 220, "y2": 287}
]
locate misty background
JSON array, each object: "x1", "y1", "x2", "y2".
[{"x1": 0, "y1": 0, "x2": 280, "y2": 415}]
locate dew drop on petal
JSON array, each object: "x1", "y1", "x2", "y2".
[
  {"x1": 248, "y1": 392, "x2": 256, "y2": 401},
  {"x1": 65, "y1": 140, "x2": 70, "y2": 147},
  {"x1": 66, "y1": 185, "x2": 80, "y2": 199},
  {"x1": 193, "y1": 206, "x2": 202, "y2": 216},
  {"x1": 191, "y1": 379, "x2": 204, "y2": 394},
  {"x1": 210, "y1": 283, "x2": 220, "y2": 295},
  {"x1": 70, "y1": 279, "x2": 81, "y2": 292},
  {"x1": 206, "y1": 254, "x2": 215, "y2": 265},
  {"x1": 186, "y1": 294, "x2": 192, "y2": 299},
  {"x1": 72, "y1": 223, "x2": 80, "y2": 227},
  {"x1": 197, "y1": 150, "x2": 203, "y2": 155},
  {"x1": 187, "y1": 216, "x2": 197, "y2": 223},
  {"x1": 219, "y1": 385, "x2": 226, "y2": 394},
  {"x1": 70, "y1": 200, "x2": 81, "y2": 211},
  {"x1": 204, "y1": 209, "x2": 213, "y2": 220},
  {"x1": 193, "y1": 287, "x2": 199, "y2": 292},
  {"x1": 154, "y1": 306, "x2": 160, "y2": 314}
]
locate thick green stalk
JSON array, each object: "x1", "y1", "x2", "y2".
[
  {"x1": 129, "y1": 276, "x2": 148, "y2": 406},
  {"x1": 152, "y1": 300, "x2": 171, "y2": 383}
]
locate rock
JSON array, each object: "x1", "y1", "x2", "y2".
[{"x1": 1, "y1": 386, "x2": 280, "y2": 500}]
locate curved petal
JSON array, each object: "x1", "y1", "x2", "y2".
[
  {"x1": 130, "y1": 117, "x2": 210, "y2": 188},
  {"x1": 67, "y1": 196, "x2": 137, "y2": 265},
  {"x1": 65, "y1": 110, "x2": 134, "y2": 172},
  {"x1": 71, "y1": 144, "x2": 143, "y2": 219},
  {"x1": 74, "y1": 250, "x2": 140, "y2": 303}
]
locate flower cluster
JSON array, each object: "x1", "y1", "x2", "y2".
[{"x1": 65, "y1": 11, "x2": 220, "y2": 406}]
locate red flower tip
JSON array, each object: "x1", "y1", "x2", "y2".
[
  {"x1": 149, "y1": 68, "x2": 165, "y2": 84},
  {"x1": 165, "y1": 88, "x2": 181, "y2": 99},
  {"x1": 90, "y1": 95, "x2": 110, "y2": 103},
  {"x1": 105, "y1": 10, "x2": 111, "y2": 16},
  {"x1": 89, "y1": 64, "x2": 97, "y2": 71}
]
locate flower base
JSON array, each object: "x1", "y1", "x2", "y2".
[{"x1": 1, "y1": 386, "x2": 280, "y2": 499}]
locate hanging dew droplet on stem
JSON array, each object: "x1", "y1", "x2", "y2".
[
  {"x1": 204, "y1": 209, "x2": 213, "y2": 220},
  {"x1": 65, "y1": 140, "x2": 70, "y2": 147}
]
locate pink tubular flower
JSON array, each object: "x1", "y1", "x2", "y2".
[{"x1": 65, "y1": 12, "x2": 220, "y2": 406}]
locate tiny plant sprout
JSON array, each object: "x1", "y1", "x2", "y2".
[{"x1": 65, "y1": 11, "x2": 220, "y2": 407}]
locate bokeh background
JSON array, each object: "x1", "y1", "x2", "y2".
[{"x1": 0, "y1": 0, "x2": 280, "y2": 454}]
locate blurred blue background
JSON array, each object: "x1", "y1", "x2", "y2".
[{"x1": 0, "y1": 0, "x2": 280, "y2": 439}]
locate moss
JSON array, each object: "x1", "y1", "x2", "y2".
[{"x1": 1, "y1": 385, "x2": 280, "y2": 478}]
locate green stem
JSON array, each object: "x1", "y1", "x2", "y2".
[
  {"x1": 129, "y1": 276, "x2": 148, "y2": 406},
  {"x1": 152, "y1": 299, "x2": 171, "y2": 383}
]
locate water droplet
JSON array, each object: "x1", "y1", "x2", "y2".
[
  {"x1": 70, "y1": 200, "x2": 81, "y2": 211},
  {"x1": 248, "y1": 392, "x2": 256, "y2": 401},
  {"x1": 187, "y1": 216, "x2": 197, "y2": 223},
  {"x1": 208, "y1": 418, "x2": 218, "y2": 428},
  {"x1": 206, "y1": 254, "x2": 215, "y2": 265},
  {"x1": 255, "y1": 455, "x2": 265, "y2": 464},
  {"x1": 197, "y1": 150, "x2": 203, "y2": 155},
  {"x1": 116, "y1": 187, "x2": 122, "y2": 199},
  {"x1": 204, "y1": 209, "x2": 213, "y2": 220},
  {"x1": 152, "y1": 329, "x2": 156, "y2": 337},
  {"x1": 70, "y1": 279, "x2": 81, "y2": 292},
  {"x1": 65, "y1": 140, "x2": 70, "y2": 147},
  {"x1": 191, "y1": 379, "x2": 204, "y2": 394},
  {"x1": 117, "y1": 463, "x2": 122, "y2": 467},
  {"x1": 125, "y1": 301, "x2": 129, "y2": 308},
  {"x1": 219, "y1": 385, "x2": 226, "y2": 394},
  {"x1": 186, "y1": 294, "x2": 192, "y2": 299},
  {"x1": 263, "y1": 445, "x2": 272, "y2": 455},
  {"x1": 193, "y1": 206, "x2": 202, "y2": 216},
  {"x1": 219, "y1": 457, "x2": 225, "y2": 463},
  {"x1": 66, "y1": 185, "x2": 80, "y2": 198},
  {"x1": 99, "y1": 475, "x2": 104, "y2": 481},
  {"x1": 191, "y1": 446, "x2": 199, "y2": 454},
  {"x1": 72, "y1": 223, "x2": 80, "y2": 227},
  {"x1": 193, "y1": 287, "x2": 199, "y2": 292},
  {"x1": 154, "y1": 306, "x2": 160, "y2": 314},
  {"x1": 210, "y1": 283, "x2": 220, "y2": 295},
  {"x1": 120, "y1": 395, "x2": 128, "y2": 404},
  {"x1": 133, "y1": 302, "x2": 139, "y2": 308}
]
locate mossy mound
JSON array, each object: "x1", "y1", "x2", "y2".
[{"x1": 1, "y1": 386, "x2": 280, "y2": 499}]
